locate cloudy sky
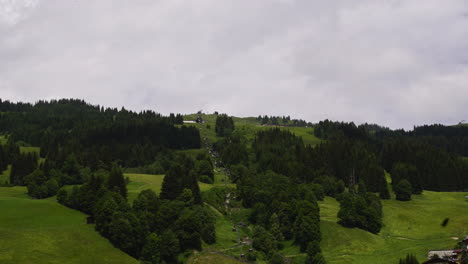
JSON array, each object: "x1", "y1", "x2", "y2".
[{"x1": 1, "y1": 0, "x2": 468, "y2": 129}]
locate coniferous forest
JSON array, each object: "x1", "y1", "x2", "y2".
[{"x1": 1, "y1": 98, "x2": 468, "y2": 264}]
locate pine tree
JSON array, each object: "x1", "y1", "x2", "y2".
[
  {"x1": 160, "y1": 164, "x2": 182, "y2": 200},
  {"x1": 160, "y1": 230, "x2": 180, "y2": 263},
  {"x1": 140, "y1": 233, "x2": 162, "y2": 264},
  {"x1": 108, "y1": 164, "x2": 127, "y2": 199},
  {"x1": 269, "y1": 213, "x2": 284, "y2": 242},
  {"x1": 294, "y1": 213, "x2": 321, "y2": 252}
]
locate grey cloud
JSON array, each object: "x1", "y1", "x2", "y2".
[{"x1": 1, "y1": 0, "x2": 468, "y2": 129}]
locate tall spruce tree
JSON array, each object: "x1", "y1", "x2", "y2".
[
  {"x1": 160, "y1": 164, "x2": 182, "y2": 200},
  {"x1": 108, "y1": 164, "x2": 127, "y2": 199}
]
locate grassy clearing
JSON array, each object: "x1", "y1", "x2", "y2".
[
  {"x1": 319, "y1": 191, "x2": 468, "y2": 264},
  {"x1": 125, "y1": 173, "x2": 224, "y2": 202},
  {"x1": 0, "y1": 186, "x2": 138, "y2": 264},
  {"x1": 125, "y1": 173, "x2": 165, "y2": 202}
]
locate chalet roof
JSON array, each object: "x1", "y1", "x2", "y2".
[{"x1": 428, "y1": 250, "x2": 456, "y2": 258}]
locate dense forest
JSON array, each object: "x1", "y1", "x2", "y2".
[{"x1": 1, "y1": 99, "x2": 468, "y2": 264}]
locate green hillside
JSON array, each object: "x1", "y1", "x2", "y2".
[
  {"x1": 0, "y1": 186, "x2": 138, "y2": 264},
  {"x1": 184, "y1": 113, "x2": 321, "y2": 147},
  {"x1": 126, "y1": 172, "x2": 233, "y2": 202},
  {"x1": 320, "y1": 191, "x2": 468, "y2": 264}
]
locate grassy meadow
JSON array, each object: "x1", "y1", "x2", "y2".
[
  {"x1": 319, "y1": 191, "x2": 468, "y2": 264},
  {"x1": 125, "y1": 172, "x2": 232, "y2": 202},
  {"x1": 0, "y1": 186, "x2": 138, "y2": 264}
]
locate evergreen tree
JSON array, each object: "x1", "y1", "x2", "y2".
[
  {"x1": 56, "y1": 188, "x2": 68, "y2": 205},
  {"x1": 160, "y1": 164, "x2": 182, "y2": 200},
  {"x1": 269, "y1": 252, "x2": 285, "y2": 264},
  {"x1": 294, "y1": 214, "x2": 321, "y2": 252},
  {"x1": 399, "y1": 253, "x2": 419, "y2": 264},
  {"x1": 108, "y1": 164, "x2": 127, "y2": 199},
  {"x1": 215, "y1": 114, "x2": 235, "y2": 137},
  {"x1": 252, "y1": 226, "x2": 278, "y2": 256},
  {"x1": 10, "y1": 152, "x2": 38, "y2": 185},
  {"x1": 306, "y1": 253, "x2": 327, "y2": 264},
  {"x1": 133, "y1": 189, "x2": 160, "y2": 232},
  {"x1": 140, "y1": 233, "x2": 162, "y2": 264},
  {"x1": 394, "y1": 179, "x2": 412, "y2": 201},
  {"x1": 269, "y1": 213, "x2": 284, "y2": 242},
  {"x1": 160, "y1": 230, "x2": 180, "y2": 263},
  {"x1": 305, "y1": 242, "x2": 323, "y2": 264}
]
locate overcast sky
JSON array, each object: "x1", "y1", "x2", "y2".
[{"x1": 1, "y1": 0, "x2": 468, "y2": 129}]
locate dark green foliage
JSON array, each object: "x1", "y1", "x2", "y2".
[
  {"x1": 94, "y1": 194, "x2": 120, "y2": 237},
  {"x1": 269, "y1": 252, "x2": 285, "y2": 264},
  {"x1": 337, "y1": 191, "x2": 383, "y2": 234},
  {"x1": 269, "y1": 213, "x2": 284, "y2": 242},
  {"x1": 313, "y1": 176, "x2": 344, "y2": 198},
  {"x1": 160, "y1": 164, "x2": 182, "y2": 200},
  {"x1": 215, "y1": 114, "x2": 235, "y2": 137},
  {"x1": 0, "y1": 99, "x2": 200, "y2": 172},
  {"x1": 379, "y1": 178, "x2": 391, "y2": 200},
  {"x1": 61, "y1": 154, "x2": 83, "y2": 184},
  {"x1": 196, "y1": 206, "x2": 216, "y2": 244},
  {"x1": 256, "y1": 115, "x2": 310, "y2": 127},
  {"x1": 306, "y1": 253, "x2": 327, "y2": 264},
  {"x1": 310, "y1": 184, "x2": 325, "y2": 201},
  {"x1": 26, "y1": 169, "x2": 60, "y2": 199},
  {"x1": 10, "y1": 152, "x2": 38, "y2": 185},
  {"x1": 108, "y1": 164, "x2": 127, "y2": 199},
  {"x1": 160, "y1": 230, "x2": 180, "y2": 263},
  {"x1": 56, "y1": 188, "x2": 68, "y2": 204},
  {"x1": 394, "y1": 179, "x2": 412, "y2": 201},
  {"x1": 391, "y1": 163, "x2": 422, "y2": 194},
  {"x1": 398, "y1": 253, "x2": 419, "y2": 264},
  {"x1": 381, "y1": 136, "x2": 468, "y2": 192},
  {"x1": 0, "y1": 139, "x2": 20, "y2": 172},
  {"x1": 140, "y1": 233, "x2": 161, "y2": 264},
  {"x1": 294, "y1": 212, "x2": 321, "y2": 252},
  {"x1": 133, "y1": 189, "x2": 160, "y2": 232},
  {"x1": 305, "y1": 239, "x2": 328, "y2": 263},
  {"x1": 107, "y1": 211, "x2": 146, "y2": 258},
  {"x1": 195, "y1": 159, "x2": 214, "y2": 183},
  {"x1": 252, "y1": 226, "x2": 278, "y2": 256},
  {"x1": 214, "y1": 132, "x2": 249, "y2": 166},
  {"x1": 160, "y1": 154, "x2": 201, "y2": 204}
]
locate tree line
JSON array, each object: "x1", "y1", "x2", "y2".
[{"x1": 256, "y1": 115, "x2": 312, "y2": 127}]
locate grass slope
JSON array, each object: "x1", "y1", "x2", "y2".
[
  {"x1": 125, "y1": 173, "x2": 227, "y2": 202},
  {"x1": 320, "y1": 192, "x2": 468, "y2": 264},
  {"x1": 0, "y1": 186, "x2": 138, "y2": 264}
]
